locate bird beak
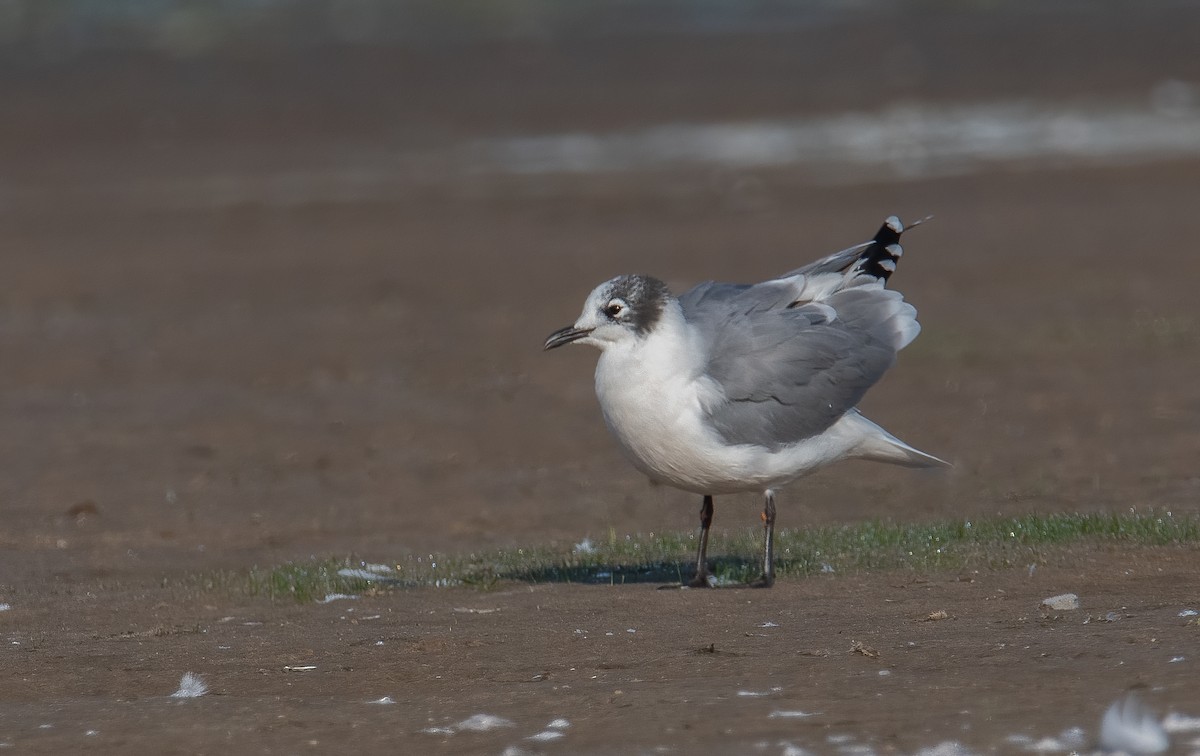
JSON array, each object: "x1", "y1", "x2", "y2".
[{"x1": 544, "y1": 325, "x2": 592, "y2": 350}]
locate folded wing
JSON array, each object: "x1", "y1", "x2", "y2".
[{"x1": 678, "y1": 217, "x2": 922, "y2": 450}]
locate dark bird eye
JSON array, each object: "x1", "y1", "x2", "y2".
[{"x1": 604, "y1": 303, "x2": 623, "y2": 318}]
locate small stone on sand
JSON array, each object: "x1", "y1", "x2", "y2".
[{"x1": 1041, "y1": 593, "x2": 1080, "y2": 611}]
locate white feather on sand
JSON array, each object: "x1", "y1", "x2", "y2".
[{"x1": 170, "y1": 672, "x2": 208, "y2": 699}]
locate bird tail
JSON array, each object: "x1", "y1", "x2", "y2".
[{"x1": 844, "y1": 411, "x2": 950, "y2": 469}]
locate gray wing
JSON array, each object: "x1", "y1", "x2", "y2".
[
  {"x1": 681, "y1": 283, "x2": 898, "y2": 449},
  {"x1": 680, "y1": 282, "x2": 918, "y2": 452},
  {"x1": 677, "y1": 216, "x2": 922, "y2": 450}
]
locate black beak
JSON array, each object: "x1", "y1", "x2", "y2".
[{"x1": 544, "y1": 325, "x2": 592, "y2": 350}]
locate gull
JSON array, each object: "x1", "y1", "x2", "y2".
[{"x1": 544, "y1": 216, "x2": 948, "y2": 588}]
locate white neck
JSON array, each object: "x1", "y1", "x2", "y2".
[
  {"x1": 594, "y1": 301, "x2": 699, "y2": 390},
  {"x1": 591, "y1": 301, "x2": 720, "y2": 485}
]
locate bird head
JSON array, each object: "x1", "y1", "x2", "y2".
[{"x1": 544, "y1": 274, "x2": 672, "y2": 351}]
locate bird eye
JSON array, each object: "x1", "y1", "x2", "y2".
[{"x1": 604, "y1": 302, "x2": 624, "y2": 318}]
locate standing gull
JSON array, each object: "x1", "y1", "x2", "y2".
[{"x1": 544, "y1": 216, "x2": 948, "y2": 588}]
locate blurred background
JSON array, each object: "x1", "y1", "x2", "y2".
[{"x1": 3, "y1": 0, "x2": 1200, "y2": 585}]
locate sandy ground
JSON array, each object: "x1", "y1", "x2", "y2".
[
  {"x1": 5, "y1": 547, "x2": 1200, "y2": 754},
  {"x1": 3, "y1": 5, "x2": 1200, "y2": 753}
]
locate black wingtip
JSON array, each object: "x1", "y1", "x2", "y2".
[
  {"x1": 873, "y1": 215, "x2": 904, "y2": 246},
  {"x1": 860, "y1": 214, "x2": 929, "y2": 283},
  {"x1": 872, "y1": 214, "x2": 933, "y2": 245}
]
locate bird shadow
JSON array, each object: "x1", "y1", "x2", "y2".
[{"x1": 477, "y1": 555, "x2": 768, "y2": 588}]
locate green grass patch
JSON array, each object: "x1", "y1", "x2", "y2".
[
  {"x1": 242, "y1": 509, "x2": 1200, "y2": 600},
  {"x1": 243, "y1": 559, "x2": 378, "y2": 603}
]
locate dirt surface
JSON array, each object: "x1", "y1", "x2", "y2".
[
  {"x1": 6, "y1": 548, "x2": 1200, "y2": 754},
  {"x1": 4, "y1": 5, "x2": 1200, "y2": 753}
]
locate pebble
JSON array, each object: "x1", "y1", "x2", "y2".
[{"x1": 1041, "y1": 593, "x2": 1080, "y2": 611}]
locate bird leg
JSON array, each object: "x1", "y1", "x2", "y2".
[
  {"x1": 750, "y1": 490, "x2": 776, "y2": 588},
  {"x1": 687, "y1": 495, "x2": 714, "y2": 588}
]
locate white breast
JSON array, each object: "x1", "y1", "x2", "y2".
[{"x1": 592, "y1": 305, "x2": 870, "y2": 495}]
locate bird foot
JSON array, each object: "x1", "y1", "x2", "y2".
[{"x1": 685, "y1": 573, "x2": 714, "y2": 588}]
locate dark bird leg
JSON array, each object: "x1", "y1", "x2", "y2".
[
  {"x1": 750, "y1": 490, "x2": 776, "y2": 588},
  {"x1": 687, "y1": 495, "x2": 714, "y2": 588}
]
